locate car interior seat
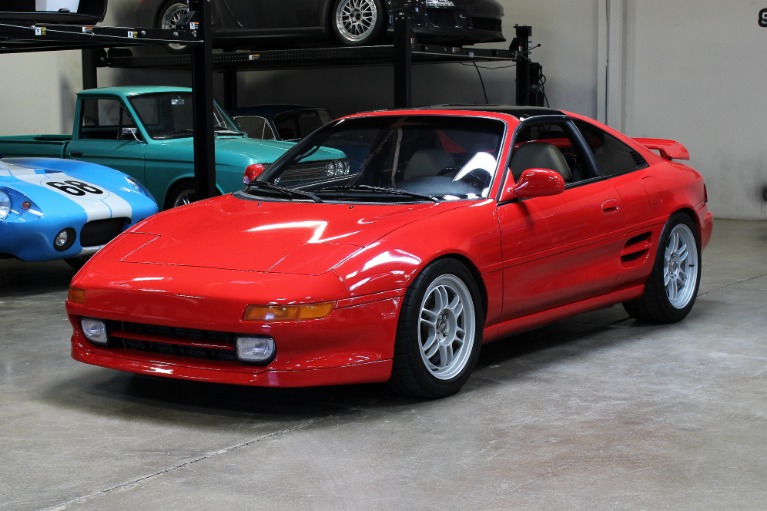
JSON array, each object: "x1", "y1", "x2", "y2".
[
  {"x1": 510, "y1": 142, "x2": 572, "y2": 182},
  {"x1": 402, "y1": 149, "x2": 455, "y2": 180}
]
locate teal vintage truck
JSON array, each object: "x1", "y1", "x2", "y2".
[{"x1": 0, "y1": 86, "x2": 295, "y2": 209}]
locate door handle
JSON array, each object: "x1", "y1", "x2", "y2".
[
  {"x1": 601, "y1": 199, "x2": 620, "y2": 214},
  {"x1": 69, "y1": 151, "x2": 83, "y2": 157}
]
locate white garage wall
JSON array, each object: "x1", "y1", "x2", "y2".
[
  {"x1": 617, "y1": 0, "x2": 767, "y2": 219},
  {"x1": 1, "y1": 0, "x2": 765, "y2": 218}
]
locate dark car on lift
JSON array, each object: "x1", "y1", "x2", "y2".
[
  {"x1": 134, "y1": 0, "x2": 504, "y2": 52},
  {"x1": 0, "y1": 0, "x2": 106, "y2": 24},
  {"x1": 230, "y1": 105, "x2": 334, "y2": 141}
]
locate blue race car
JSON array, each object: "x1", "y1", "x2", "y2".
[{"x1": 0, "y1": 157, "x2": 158, "y2": 268}]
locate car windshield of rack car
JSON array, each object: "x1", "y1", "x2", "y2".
[
  {"x1": 246, "y1": 115, "x2": 505, "y2": 202},
  {"x1": 130, "y1": 92, "x2": 243, "y2": 139}
]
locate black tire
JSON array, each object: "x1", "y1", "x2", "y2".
[
  {"x1": 389, "y1": 259, "x2": 483, "y2": 398},
  {"x1": 157, "y1": 0, "x2": 190, "y2": 54},
  {"x1": 65, "y1": 257, "x2": 89, "y2": 270},
  {"x1": 330, "y1": 0, "x2": 386, "y2": 46},
  {"x1": 164, "y1": 181, "x2": 197, "y2": 210},
  {"x1": 623, "y1": 213, "x2": 701, "y2": 323}
]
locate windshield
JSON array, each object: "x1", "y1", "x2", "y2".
[
  {"x1": 129, "y1": 92, "x2": 242, "y2": 139},
  {"x1": 249, "y1": 115, "x2": 505, "y2": 202}
]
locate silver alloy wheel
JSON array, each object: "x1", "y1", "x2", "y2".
[
  {"x1": 160, "y1": 2, "x2": 188, "y2": 30},
  {"x1": 335, "y1": 0, "x2": 379, "y2": 43},
  {"x1": 663, "y1": 223, "x2": 699, "y2": 309},
  {"x1": 417, "y1": 274, "x2": 476, "y2": 380}
]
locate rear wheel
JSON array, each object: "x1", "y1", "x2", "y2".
[
  {"x1": 623, "y1": 213, "x2": 701, "y2": 323},
  {"x1": 164, "y1": 181, "x2": 197, "y2": 209},
  {"x1": 331, "y1": 0, "x2": 386, "y2": 46},
  {"x1": 389, "y1": 259, "x2": 483, "y2": 398}
]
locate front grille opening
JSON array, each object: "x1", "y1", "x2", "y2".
[
  {"x1": 104, "y1": 320, "x2": 239, "y2": 362},
  {"x1": 80, "y1": 218, "x2": 129, "y2": 247}
]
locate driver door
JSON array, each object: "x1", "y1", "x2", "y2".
[
  {"x1": 66, "y1": 97, "x2": 147, "y2": 184},
  {"x1": 498, "y1": 119, "x2": 626, "y2": 320}
]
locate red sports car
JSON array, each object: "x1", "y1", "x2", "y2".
[{"x1": 67, "y1": 107, "x2": 713, "y2": 398}]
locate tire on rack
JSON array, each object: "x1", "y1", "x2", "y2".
[
  {"x1": 156, "y1": 0, "x2": 191, "y2": 54},
  {"x1": 330, "y1": 0, "x2": 386, "y2": 46},
  {"x1": 623, "y1": 212, "x2": 702, "y2": 323},
  {"x1": 389, "y1": 259, "x2": 484, "y2": 399}
]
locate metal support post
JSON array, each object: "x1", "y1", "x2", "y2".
[
  {"x1": 188, "y1": 0, "x2": 217, "y2": 201},
  {"x1": 81, "y1": 48, "x2": 99, "y2": 89},
  {"x1": 392, "y1": 0, "x2": 414, "y2": 108},
  {"x1": 514, "y1": 25, "x2": 532, "y2": 106}
]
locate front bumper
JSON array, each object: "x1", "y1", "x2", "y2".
[{"x1": 68, "y1": 289, "x2": 403, "y2": 388}]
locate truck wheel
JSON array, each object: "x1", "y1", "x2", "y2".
[{"x1": 165, "y1": 182, "x2": 197, "y2": 209}]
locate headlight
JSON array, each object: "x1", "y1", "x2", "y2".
[
  {"x1": 325, "y1": 160, "x2": 350, "y2": 177},
  {"x1": 0, "y1": 189, "x2": 10, "y2": 220},
  {"x1": 426, "y1": 0, "x2": 455, "y2": 7}
]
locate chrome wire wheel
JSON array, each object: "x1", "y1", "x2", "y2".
[
  {"x1": 663, "y1": 223, "x2": 699, "y2": 309},
  {"x1": 334, "y1": 0, "x2": 379, "y2": 43},
  {"x1": 417, "y1": 274, "x2": 477, "y2": 381}
]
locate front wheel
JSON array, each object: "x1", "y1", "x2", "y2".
[
  {"x1": 389, "y1": 259, "x2": 483, "y2": 398},
  {"x1": 330, "y1": 0, "x2": 386, "y2": 46},
  {"x1": 623, "y1": 213, "x2": 701, "y2": 323}
]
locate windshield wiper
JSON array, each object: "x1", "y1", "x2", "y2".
[
  {"x1": 320, "y1": 184, "x2": 439, "y2": 202},
  {"x1": 154, "y1": 128, "x2": 195, "y2": 139},
  {"x1": 246, "y1": 180, "x2": 323, "y2": 203}
]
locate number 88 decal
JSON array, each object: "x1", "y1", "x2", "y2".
[{"x1": 46, "y1": 180, "x2": 104, "y2": 196}]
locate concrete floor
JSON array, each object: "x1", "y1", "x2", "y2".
[{"x1": 1, "y1": 219, "x2": 766, "y2": 510}]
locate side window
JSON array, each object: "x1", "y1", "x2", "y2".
[
  {"x1": 511, "y1": 121, "x2": 592, "y2": 183},
  {"x1": 574, "y1": 120, "x2": 648, "y2": 176},
  {"x1": 79, "y1": 98, "x2": 122, "y2": 140}
]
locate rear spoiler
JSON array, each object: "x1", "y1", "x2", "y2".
[{"x1": 634, "y1": 138, "x2": 690, "y2": 161}]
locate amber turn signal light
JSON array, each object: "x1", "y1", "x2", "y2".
[
  {"x1": 68, "y1": 286, "x2": 86, "y2": 304},
  {"x1": 243, "y1": 302, "x2": 335, "y2": 322}
]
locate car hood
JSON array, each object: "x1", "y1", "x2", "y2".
[
  {"x1": 148, "y1": 137, "x2": 295, "y2": 164},
  {"x1": 120, "y1": 194, "x2": 463, "y2": 275}
]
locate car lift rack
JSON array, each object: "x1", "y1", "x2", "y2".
[{"x1": 0, "y1": 2, "x2": 532, "y2": 202}]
